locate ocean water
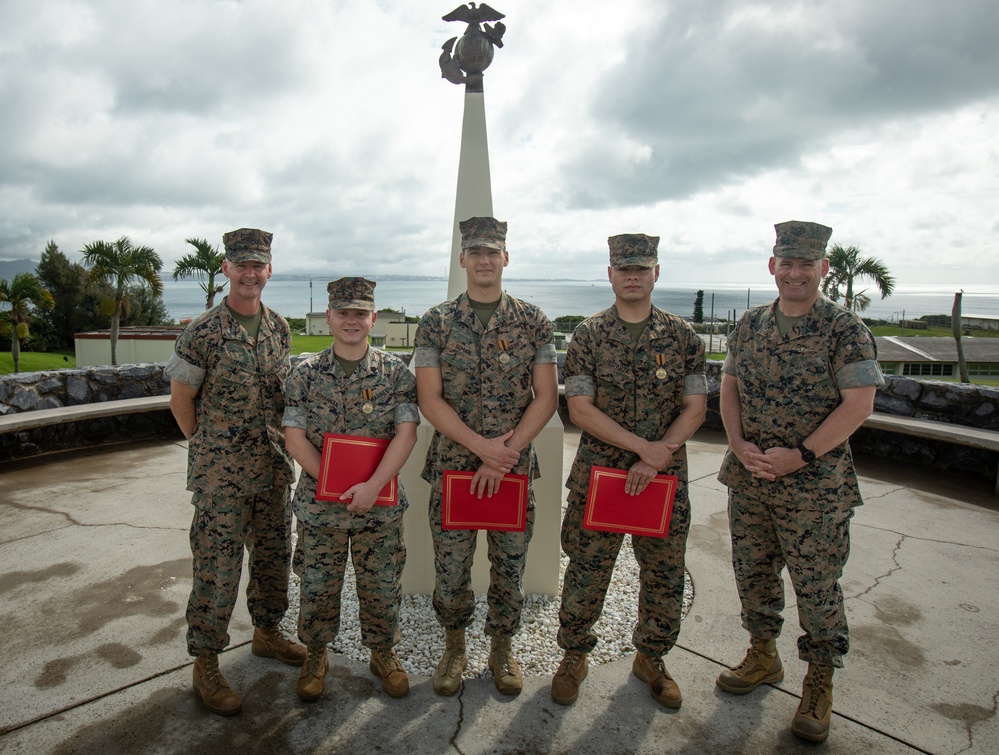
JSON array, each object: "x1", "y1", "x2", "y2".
[{"x1": 161, "y1": 277, "x2": 999, "y2": 324}]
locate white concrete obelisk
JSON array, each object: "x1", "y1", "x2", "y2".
[
  {"x1": 447, "y1": 93, "x2": 493, "y2": 299},
  {"x1": 400, "y1": 5, "x2": 562, "y2": 598}
]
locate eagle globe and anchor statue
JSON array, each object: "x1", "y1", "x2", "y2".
[{"x1": 439, "y1": 2, "x2": 506, "y2": 93}]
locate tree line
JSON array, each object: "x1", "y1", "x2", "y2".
[
  {"x1": 1, "y1": 236, "x2": 227, "y2": 372},
  {"x1": 2, "y1": 238, "x2": 896, "y2": 373}
]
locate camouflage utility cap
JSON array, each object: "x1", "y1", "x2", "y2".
[
  {"x1": 608, "y1": 233, "x2": 659, "y2": 268},
  {"x1": 223, "y1": 228, "x2": 273, "y2": 263},
  {"x1": 773, "y1": 221, "x2": 832, "y2": 260},
  {"x1": 460, "y1": 217, "x2": 507, "y2": 251},
  {"x1": 328, "y1": 277, "x2": 376, "y2": 311}
]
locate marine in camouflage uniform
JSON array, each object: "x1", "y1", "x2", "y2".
[
  {"x1": 283, "y1": 277, "x2": 419, "y2": 700},
  {"x1": 552, "y1": 234, "x2": 707, "y2": 709},
  {"x1": 715, "y1": 221, "x2": 884, "y2": 743},
  {"x1": 166, "y1": 228, "x2": 305, "y2": 716},
  {"x1": 414, "y1": 217, "x2": 559, "y2": 696}
]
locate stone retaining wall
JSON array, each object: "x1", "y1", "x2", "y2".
[
  {"x1": 3, "y1": 360, "x2": 998, "y2": 486},
  {"x1": 0, "y1": 364, "x2": 176, "y2": 461}
]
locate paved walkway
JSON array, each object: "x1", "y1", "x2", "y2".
[{"x1": 1, "y1": 428, "x2": 997, "y2": 754}]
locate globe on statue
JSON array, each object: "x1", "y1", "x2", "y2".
[{"x1": 454, "y1": 33, "x2": 494, "y2": 75}]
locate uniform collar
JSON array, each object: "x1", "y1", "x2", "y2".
[
  {"x1": 318, "y1": 344, "x2": 373, "y2": 379},
  {"x1": 764, "y1": 297, "x2": 824, "y2": 341},
  {"x1": 455, "y1": 291, "x2": 516, "y2": 333},
  {"x1": 607, "y1": 304, "x2": 671, "y2": 344},
  {"x1": 218, "y1": 295, "x2": 272, "y2": 342}
]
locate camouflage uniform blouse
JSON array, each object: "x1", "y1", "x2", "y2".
[
  {"x1": 413, "y1": 292, "x2": 557, "y2": 484},
  {"x1": 164, "y1": 297, "x2": 294, "y2": 497},
  {"x1": 282, "y1": 346, "x2": 420, "y2": 528},
  {"x1": 563, "y1": 305, "x2": 707, "y2": 496},
  {"x1": 717, "y1": 296, "x2": 884, "y2": 507}
]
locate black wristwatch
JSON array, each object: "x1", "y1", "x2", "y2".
[{"x1": 797, "y1": 443, "x2": 816, "y2": 463}]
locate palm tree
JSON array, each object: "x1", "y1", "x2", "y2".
[
  {"x1": 81, "y1": 236, "x2": 163, "y2": 366},
  {"x1": 821, "y1": 244, "x2": 895, "y2": 313},
  {"x1": 173, "y1": 237, "x2": 226, "y2": 309},
  {"x1": 0, "y1": 273, "x2": 55, "y2": 373}
]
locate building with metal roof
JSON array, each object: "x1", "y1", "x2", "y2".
[{"x1": 876, "y1": 336, "x2": 999, "y2": 379}]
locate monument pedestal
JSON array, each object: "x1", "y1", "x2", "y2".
[{"x1": 400, "y1": 411, "x2": 563, "y2": 597}]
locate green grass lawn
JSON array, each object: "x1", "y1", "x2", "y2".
[
  {"x1": 290, "y1": 335, "x2": 411, "y2": 356},
  {"x1": 0, "y1": 350, "x2": 76, "y2": 373},
  {"x1": 868, "y1": 324, "x2": 999, "y2": 338},
  {"x1": 290, "y1": 334, "x2": 332, "y2": 355}
]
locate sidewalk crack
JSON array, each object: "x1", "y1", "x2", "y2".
[
  {"x1": 852, "y1": 534, "x2": 904, "y2": 601},
  {"x1": 449, "y1": 684, "x2": 466, "y2": 754},
  {"x1": 938, "y1": 688, "x2": 999, "y2": 754}
]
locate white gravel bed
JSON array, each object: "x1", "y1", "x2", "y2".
[{"x1": 280, "y1": 527, "x2": 693, "y2": 679}]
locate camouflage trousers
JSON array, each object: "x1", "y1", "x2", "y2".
[
  {"x1": 428, "y1": 480, "x2": 536, "y2": 637},
  {"x1": 728, "y1": 488, "x2": 853, "y2": 667},
  {"x1": 293, "y1": 517, "x2": 406, "y2": 650},
  {"x1": 557, "y1": 485, "x2": 691, "y2": 658},
  {"x1": 186, "y1": 484, "x2": 293, "y2": 656}
]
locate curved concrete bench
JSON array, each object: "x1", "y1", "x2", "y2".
[
  {"x1": 861, "y1": 412, "x2": 999, "y2": 495},
  {"x1": 0, "y1": 395, "x2": 172, "y2": 434}
]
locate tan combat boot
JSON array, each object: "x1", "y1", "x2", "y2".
[
  {"x1": 193, "y1": 653, "x2": 242, "y2": 716},
  {"x1": 632, "y1": 652, "x2": 682, "y2": 708},
  {"x1": 369, "y1": 648, "x2": 410, "y2": 698},
  {"x1": 297, "y1": 645, "x2": 329, "y2": 702},
  {"x1": 715, "y1": 637, "x2": 783, "y2": 694},
  {"x1": 488, "y1": 635, "x2": 523, "y2": 695},
  {"x1": 252, "y1": 624, "x2": 307, "y2": 666},
  {"x1": 791, "y1": 663, "x2": 834, "y2": 743},
  {"x1": 550, "y1": 650, "x2": 588, "y2": 705},
  {"x1": 433, "y1": 628, "x2": 467, "y2": 696}
]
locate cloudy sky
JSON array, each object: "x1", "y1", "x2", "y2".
[{"x1": 1, "y1": 0, "x2": 997, "y2": 287}]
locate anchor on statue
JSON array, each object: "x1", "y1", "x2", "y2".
[{"x1": 439, "y1": 2, "x2": 505, "y2": 93}]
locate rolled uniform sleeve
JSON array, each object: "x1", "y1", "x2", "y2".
[
  {"x1": 535, "y1": 342, "x2": 558, "y2": 365},
  {"x1": 831, "y1": 314, "x2": 884, "y2": 389},
  {"x1": 684, "y1": 374, "x2": 708, "y2": 395},
  {"x1": 836, "y1": 360, "x2": 884, "y2": 389},
  {"x1": 393, "y1": 364, "x2": 421, "y2": 426},
  {"x1": 412, "y1": 345, "x2": 440, "y2": 368},
  {"x1": 281, "y1": 362, "x2": 311, "y2": 430},
  {"x1": 165, "y1": 349, "x2": 206, "y2": 390},
  {"x1": 564, "y1": 375, "x2": 595, "y2": 398}
]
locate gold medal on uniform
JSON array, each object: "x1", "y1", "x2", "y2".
[
  {"x1": 361, "y1": 388, "x2": 374, "y2": 414},
  {"x1": 655, "y1": 353, "x2": 668, "y2": 380},
  {"x1": 498, "y1": 338, "x2": 511, "y2": 364}
]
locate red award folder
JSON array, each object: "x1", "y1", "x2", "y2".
[
  {"x1": 441, "y1": 471, "x2": 529, "y2": 532},
  {"x1": 316, "y1": 433, "x2": 397, "y2": 506},
  {"x1": 583, "y1": 466, "x2": 677, "y2": 538}
]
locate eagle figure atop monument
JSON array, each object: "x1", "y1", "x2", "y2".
[{"x1": 439, "y1": 3, "x2": 506, "y2": 93}]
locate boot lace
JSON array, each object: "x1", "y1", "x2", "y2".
[
  {"x1": 440, "y1": 648, "x2": 463, "y2": 676},
  {"x1": 200, "y1": 656, "x2": 227, "y2": 690},
  {"x1": 801, "y1": 666, "x2": 830, "y2": 715},
  {"x1": 378, "y1": 649, "x2": 404, "y2": 674},
  {"x1": 558, "y1": 650, "x2": 586, "y2": 679},
  {"x1": 305, "y1": 648, "x2": 325, "y2": 675},
  {"x1": 733, "y1": 639, "x2": 767, "y2": 672}
]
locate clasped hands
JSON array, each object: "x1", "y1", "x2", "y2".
[
  {"x1": 733, "y1": 440, "x2": 806, "y2": 481},
  {"x1": 625, "y1": 439, "x2": 679, "y2": 496},
  {"x1": 469, "y1": 430, "x2": 520, "y2": 499}
]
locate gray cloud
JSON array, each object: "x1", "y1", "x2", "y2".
[
  {"x1": 560, "y1": 0, "x2": 999, "y2": 208},
  {"x1": 0, "y1": 0, "x2": 996, "y2": 289}
]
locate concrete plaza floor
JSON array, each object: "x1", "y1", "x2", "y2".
[{"x1": 1, "y1": 427, "x2": 997, "y2": 754}]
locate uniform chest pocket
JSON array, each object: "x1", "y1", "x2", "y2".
[
  {"x1": 352, "y1": 382, "x2": 395, "y2": 419},
  {"x1": 492, "y1": 335, "x2": 531, "y2": 374},
  {"x1": 217, "y1": 346, "x2": 259, "y2": 379},
  {"x1": 595, "y1": 363, "x2": 634, "y2": 396},
  {"x1": 781, "y1": 348, "x2": 832, "y2": 388},
  {"x1": 440, "y1": 342, "x2": 480, "y2": 375}
]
